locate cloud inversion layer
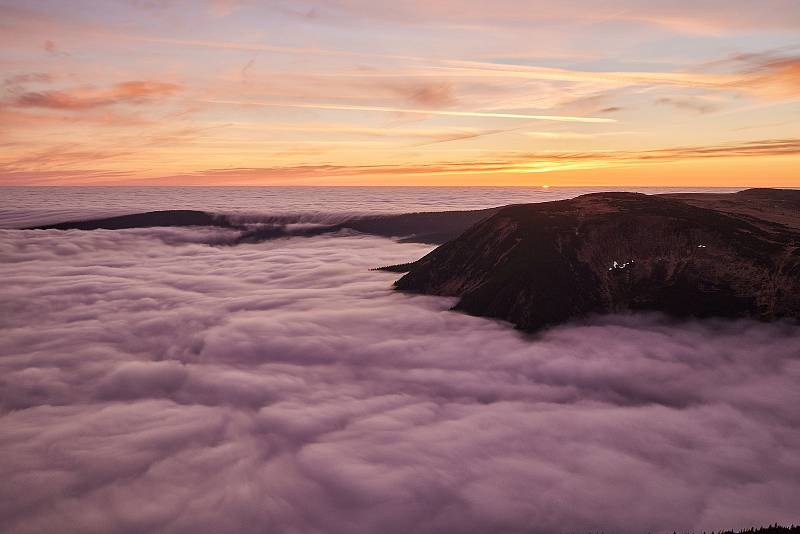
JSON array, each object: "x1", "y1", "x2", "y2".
[{"x1": 1, "y1": 228, "x2": 799, "y2": 533}]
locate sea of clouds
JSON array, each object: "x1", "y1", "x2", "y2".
[{"x1": 1, "y1": 227, "x2": 799, "y2": 534}]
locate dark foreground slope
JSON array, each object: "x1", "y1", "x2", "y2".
[{"x1": 394, "y1": 189, "x2": 800, "y2": 331}]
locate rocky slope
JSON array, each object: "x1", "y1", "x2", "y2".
[{"x1": 393, "y1": 189, "x2": 800, "y2": 331}]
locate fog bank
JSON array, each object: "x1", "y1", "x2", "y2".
[{"x1": 1, "y1": 228, "x2": 799, "y2": 534}]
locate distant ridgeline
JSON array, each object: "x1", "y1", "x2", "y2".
[{"x1": 31, "y1": 207, "x2": 501, "y2": 245}]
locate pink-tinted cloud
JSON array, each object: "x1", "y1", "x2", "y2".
[
  {"x1": 13, "y1": 81, "x2": 181, "y2": 110},
  {"x1": 2, "y1": 73, "x2": 55, "y2": 87},
  {"x1": 208, "y1": 0, "x2": 241, "y2": 17},
  {"x1": 655, "y1": 96, "x2": 721, "y2": 114},
  {"x1": 0, "y1": 227, "x2": 799, "y2": 533},
  {"x1": 727, "y1": 53, "x2": 800, "y2": 98},
  {"x1": 42, "y1": 39, "x2": 67, "y2": 56},
  {"x1": 402, "y1": 81, "x2": 458, "y2": 107}
]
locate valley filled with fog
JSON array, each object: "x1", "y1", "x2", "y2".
[{"x1": 2, "y1": 227, "x2": 799, "y2": 534}]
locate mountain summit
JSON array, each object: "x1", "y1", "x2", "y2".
[{"x1": 393, "y1": 189, "x2": 800, "y2": 331}]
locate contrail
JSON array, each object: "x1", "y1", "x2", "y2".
[{"x1": 202, "y1": 99, "x2": 617, "y2": 123}]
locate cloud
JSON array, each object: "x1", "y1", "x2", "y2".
[
  {"x1": 13, "y1": 81, "x2": 181, "y2": 110},
  {"x1": 0, "y1": 169, "x2": 135, "y2": 187},
  {"x1": 0, "y1": 123, "x2": 225, "y2": 179},
  {"x1": 2, "y1": 136, "x2": 798, "y2": 185},
  {"x1": 226, "y1": 121, "x2": 498, "y2": 142},
  {"x1": 0, "y1": 2, "x2": 798, "y2": 188},
  {"x1": 507, "y1": 138, "x2": 800, "y2": 173},
  {"x1": 2, "y1": 73, "x2": 54, "y2": 87},
  {"x1": 129, "y1": 36, "x2": 795, "y2": 110},
  {"x1": 0, "y1": 227, "x2": 799, "y2": 533},
  {"x1": 115, "y1": 34, "x2": 799, "y2": 110},
  {"x1": 655, "y1": 96, "x2": 721, "y2": 114},
  {"x1": 1, "y1": 145, "x2": 137, "y2": 170},
  {"x1": 622, "y1": 138, "x2": 800, "y2": 159},
  {"x1": 267, "y1": 0, "x2": 800, "y2": 34},
  {"x1": 208, "y1": 0, "x2": 242, "y2": 17},
  {"x1": 129, "y1": 34, "x2": 734, "y2": 89},
  {"x1": 55, "y1": 137, "x2": 800, "y2": 184},
  {"x1": 725, "y1": 52, "x2": 800, "y2": 98},
  {"x1": 121, "y1": 33, "x2": 719, "y2": 88},
  {"x1": 43, "y1": 39, "x2": 67, "y2": 56},
  {"x1": 401, "y1": 82, "x2": 458, "y2": 107}
]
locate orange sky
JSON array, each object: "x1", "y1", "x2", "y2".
[{"x1": 1, "y1": 0, "x2": 799, "y2": 186}]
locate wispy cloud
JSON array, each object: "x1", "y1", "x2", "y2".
[
  {"x1": 127, "y1": 33, "x2": 800, "y2": 100},
  {"x1": 48, "y1": 137, "x2": 794, "y2": 185},
  {"x1": 655, "y1": 96, "x2": 721, "y2": 114},
  {"x1": 300, "y1": 0, "x2": 800, "y2": 34},
  {"x1": 43, "y1": 39, "x2": 68, "y2": 56},
  {"x1": 208, "y1": 0, "x2": 241, "y2": 17},
  {"x1": 724, "y1": 52, "x2": 800, "y2": 98},
  {"x1": 1, "y1": 145, "x2": 136, "y2": 169},
  {"x1": 386, "y1": 81, "x2": 458, "y2": 107},
  {"x1": 2, "y1": 73, "x2": 55, "y2": 87},
  {"x1": 12, "y1": 81, "x2": 181, "y2": 110}
]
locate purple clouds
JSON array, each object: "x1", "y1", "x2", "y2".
[{"x1": 1, "y1": 228, "x2": 799, "y2": 533}]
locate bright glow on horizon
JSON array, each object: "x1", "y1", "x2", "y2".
[{"x1": 0, "y1": 0, "x2": 798, "y2": 186}]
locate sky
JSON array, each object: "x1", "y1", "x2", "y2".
[{"x1": 0, "y1": 0, "x2": 799, "y2": 186}]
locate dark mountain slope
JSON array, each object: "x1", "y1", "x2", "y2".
[
  {"x1": 233, "y1": 207, "x2": 500, "y2": 245},
  {"x1": 345, "y1": 207, "x2": 500, "y2": 244},
  {"x1": 394, "y1": 190, "x2": 800, "y2": 331}
]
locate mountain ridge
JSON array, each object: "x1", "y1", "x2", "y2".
[{"x1": 392, "y1": 188, "x2": 800, "y2": 331}]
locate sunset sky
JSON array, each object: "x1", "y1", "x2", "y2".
[{"x1": 1, "y1": 0, "x2": 799, "y2": 186}]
